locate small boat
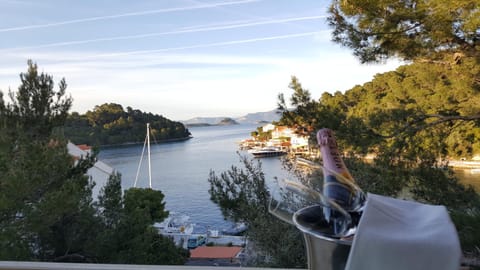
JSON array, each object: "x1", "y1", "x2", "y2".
[
  {"x1": 222, "y1": 222, "x2": 248, "y2": 235},
  {"x1": 251, "y1": 147, "x2": 287, "y2": 158},
  {"x1": 154, "y1": 213, "x2": 194, "y2": 235}
]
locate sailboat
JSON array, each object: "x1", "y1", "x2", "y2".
[{"x1": 134, "y1": 123, "x2": 153, "y2": 188}]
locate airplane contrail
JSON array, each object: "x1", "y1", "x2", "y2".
[
  {"x1": 0, "y1": 0, "x2": 260, "y2": 33},
  {"x1": 0, "y1": 15, "x2": 325, "y2": 52},
  {"x1": 80, "y1": 31, "x2": 325, "y2": 59},
  {"x1": 9, "y1": 31, "x2": 324, "y2": 63}
]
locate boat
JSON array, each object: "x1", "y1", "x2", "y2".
[
  {"x1": 154, "y1": 213, "x2": 195, "y2": 235},
  {"x1": 222, "y1": 222, "x2": 248, "y2": 236},
  {"x1": 134, "y1": 123, "x2": 153, "y2": 188},
  {"x1": 251, "y1": 147, "x2": 287, "y2": 158}
]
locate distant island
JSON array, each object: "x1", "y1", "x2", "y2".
[
  {"x1": 186, "y1": 118, "x2": 239, "y2": 127},
  {"x1": 64, "y1": 103, "x2": 191, "y2": 146},
  {"x1": 182, "y1": 110, "x2": 280, "y2": 126}
]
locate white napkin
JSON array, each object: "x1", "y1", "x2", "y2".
[{"x1": 345, "y1": 193, "x2": 461, "y2": 270}]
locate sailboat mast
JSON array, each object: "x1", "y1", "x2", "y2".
[{"x1": 147, "y1": 123, "x2": 152, "y2": 189}]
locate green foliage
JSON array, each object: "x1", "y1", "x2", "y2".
[
  {"x1": 4, "y1": 60, "x2": 73, "y2": 140},
  {"x1": 278, "y1": 76, "x2": 320, "y2": 137},
  {"x1": 65, "y1": 103, "x2": 191, "y2": 146},
  {"x1": 111, "y1": 227, "x2": 188, "y2": 265},
  {"x1": 280, "y1": 55, "x2": 480, "y2": 162},
  {"x1": 95, "y1": 179, "x2": 188, "y2": 265},
  {"x1": 97, "y1": 172, "x2": 123, "y2": 228},
  {"x1": 123, "y1": 188, "x2": 169, "y2": 224},
  {"x1": 0, "y1": 61, "x2": 98, "y2": 261},
  {"x1": 327, "y1": 0, "x2": 479, "y2": 63},
  {"x1": 450, "y1": 210, "x2": 480, "y2": 252},
  {"x1": 251, "y1": 126, "x2": 272, "y2": 141},
  {"x1": 208, "y1": 155, "x2": 306, "y2": 268},
  {"x1": 0, "y1": 61, "x2": 188, "y2": 264}
]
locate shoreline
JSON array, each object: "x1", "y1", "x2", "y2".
[
  {"x1": 99, "y1": 136, "x2": 193, "y2": 149},
  {"x1": 448, "y1": 160, "x2": 480, "y2": 169}
]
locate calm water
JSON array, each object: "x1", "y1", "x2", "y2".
[
  {"x1": 98, "y1": 124, "x2": 293, "y2": 232},
  {"x1": 97, "y1": 124, "x2": 480, "y2": 232},
  {"x1": 452, "y1": 168, "x2": 480, "y2": 191}
]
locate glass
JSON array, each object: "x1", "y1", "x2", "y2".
[{"x1": 269, "y1": 179, "x2": 354, "y2": 238}]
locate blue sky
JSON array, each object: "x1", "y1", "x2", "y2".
[{"x1": 0, "y1": 0, "x2": 401, "y2": 121}]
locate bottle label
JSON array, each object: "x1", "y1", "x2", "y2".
[
  {"x1": 317, "y1": 128, "x2": 357, "y2": 209},
  {"x1": 324, "y1": 175, "x2": 354, "y2": 207}
]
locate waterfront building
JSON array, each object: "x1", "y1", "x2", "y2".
[{"x1": 67, "y1": 142, "x2": 115, "y2": 197}]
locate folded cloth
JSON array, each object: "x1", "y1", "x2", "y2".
[{"x1": 345, "y1": 193, "x2": 461, "y2": 270}]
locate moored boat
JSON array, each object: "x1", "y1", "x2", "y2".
[
  {"x1": 251, "y1": 147, "x2": 287, "y2": 158},
  {"x1": 222, "y1": 222, "x2": 248, "y2": 236},
  {"x1": 155, "y1": 213, "x2": 194, "y2": 235}
]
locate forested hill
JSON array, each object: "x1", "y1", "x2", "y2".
[
  {"x1": 339, "y1": 54, "x2": 480, "y2": 158},
  {"x1": 64, "y1": 103, "x2": 191, "y2": 146},
  {"x1": 280, "y1": 54, "x2": 480, "y2": 160}
]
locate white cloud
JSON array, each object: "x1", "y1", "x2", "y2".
[{"x1": 0, "y1": 44, "x2": 403, "y2": 121}]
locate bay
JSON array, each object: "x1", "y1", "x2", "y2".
[
  {"x1": 98, "y1": 124, "x2": 292, "y2": 233},
  {"x1": 97, "y1": 124, "x2": 480, "y2": 233}
]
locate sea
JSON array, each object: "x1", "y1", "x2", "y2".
[
  {"x1": 98, "y1": 124, "x2": 294, "y2": 233},
  {"x1": 98, "y1": 124, "x2": 480, "y2": 233}
]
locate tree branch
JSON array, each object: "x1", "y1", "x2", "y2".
[{"x1": 379, "y1": 113, "x2": 480, "y2": 139}]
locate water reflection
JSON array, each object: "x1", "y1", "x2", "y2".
[{"x1": 453, "y1": 168, "x2": 480, "y2": 192}]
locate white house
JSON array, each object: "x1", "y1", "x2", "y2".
[
  {"x1": 67, "y1": 142, "x2": 115, "y2": 198},
  {"x1": 263, "y1": 125, "x2": 310, "y2": 151},
  {"x1": 262, "y1": 123, "x2": 275, "y2": 132}
]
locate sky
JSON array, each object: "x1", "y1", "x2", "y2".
[{"x1": 0, "y1": 0, "x2": 402, "y2": 121}]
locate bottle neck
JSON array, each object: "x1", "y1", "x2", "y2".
[{"x1": 317, "y1": 128, "x2": 349, "y2": 176}]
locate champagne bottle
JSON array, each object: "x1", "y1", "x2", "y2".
[{"x1": 317, "y1": 128, "x2": 365, "y2": 216}]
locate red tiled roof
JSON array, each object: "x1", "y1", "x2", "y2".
[
  {"x1": 76, "y1": 144, "x2": 91, "y2": 151},
  {"x1": 190, "y1": 246, "x2": 242, "y2": 259}
]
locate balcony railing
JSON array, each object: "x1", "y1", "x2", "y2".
[{"x1": 0, "y1": 261, "x2": 297, "y2": 270}]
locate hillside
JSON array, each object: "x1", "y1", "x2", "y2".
[{"x1": 64, "y1": 103, "x2": 191, "y2": 146}]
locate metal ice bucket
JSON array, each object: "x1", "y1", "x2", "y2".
[{"x1": 293, "y1": 205, "x2": 352, "y2": 270}]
